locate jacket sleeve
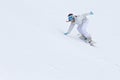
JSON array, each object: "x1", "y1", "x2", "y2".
[
  {"x1": 82, "y1": 12, "x2": 91, "y2": 17},
  {"x1": 66, "y1": 23, "x2": 75, "y2": 34}
]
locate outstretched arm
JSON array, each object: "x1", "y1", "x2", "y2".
[
  {"x1": 64, "y1": 23, "x2": 75, "y2": 35},
  {"x1": 82, "y1": 11, "x2": 94, "y2": 17}
]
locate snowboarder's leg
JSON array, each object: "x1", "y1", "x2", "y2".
[
  {"x1": 77, "y1": 24, "x2": 87, "y2": 40},
  {"x1": 77, "y1": 20, "x2": 95, "y2": 46},
  {"x1": 80, "y1": 20, "x2": 92, "y2": 42},
  {"x1": 77, "y1": 24, "x2": 83, "y2": 35}
]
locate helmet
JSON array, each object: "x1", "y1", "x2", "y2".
[{"x1": 68, "y1": 13, "x2": 73, "y2": 17}]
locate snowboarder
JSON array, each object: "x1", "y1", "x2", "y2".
[{"x1": 64, "y1": 11, "x2": 94, "y2": 46}]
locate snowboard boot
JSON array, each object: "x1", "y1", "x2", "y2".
[{"x1": 79, "y1": 35, "x2": 87, "y2": 41}]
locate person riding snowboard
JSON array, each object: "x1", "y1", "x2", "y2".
[{"x1": 64, "y1": 11, "x2": 94, "y2": 45}]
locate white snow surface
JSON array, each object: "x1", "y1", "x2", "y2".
[{"x1": 0, "y1": 0, "x2": 120, "y2": 80}]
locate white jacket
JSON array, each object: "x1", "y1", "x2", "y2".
[
  {"x1": 74, "y1": 12, "x2": 91, "y2": 25},
  {"x1": 66, "y1": 12, "x2": 92, "y2": 34}
]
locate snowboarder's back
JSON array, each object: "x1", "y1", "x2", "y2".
[{"x1": 74, "y1": 14, "x2": 88, "y2": 25}]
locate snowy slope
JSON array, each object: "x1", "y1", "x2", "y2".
[{"x1": 0, "y1": 0, "x2": 120, "y2": 80}]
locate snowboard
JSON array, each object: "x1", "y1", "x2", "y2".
[{"x1": 79, "y1": 36, "x2": 96, "y2": 47}]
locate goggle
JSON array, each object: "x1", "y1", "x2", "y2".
[{"x1": 68, "y1": 16, "x2": 74, "y2": 21}]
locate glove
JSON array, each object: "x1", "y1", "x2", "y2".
[
  {"x1": 90, "y1": 11, "x2": 94, "y2": 15},
  {"x1": 64, "y1": 32, "x2": 69, "y2": 35}
]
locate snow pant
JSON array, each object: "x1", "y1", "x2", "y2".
[{"x1": 77, "y1": 20, "x2": 91, "y2": 40}]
